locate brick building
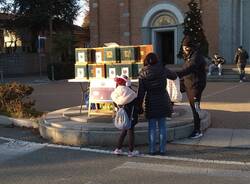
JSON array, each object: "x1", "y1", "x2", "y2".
[{"x1": 89, "y1": 0, "x2": 250, "y2": 64}]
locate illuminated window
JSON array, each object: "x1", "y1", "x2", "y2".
[{"x1": 4, "y1": 30, "x2": 22, "y2": 47}]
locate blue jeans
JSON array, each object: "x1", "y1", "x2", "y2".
[{"x1": 148, "y1": 118, "x2": 167, "y2": 153}]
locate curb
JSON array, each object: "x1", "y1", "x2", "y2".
[
  {"x1": 0, "y1": 115, "x2": 39, "y2": 129},
  {"x1": 39, "y1": 105, "x2": 211, "y2": 147}
]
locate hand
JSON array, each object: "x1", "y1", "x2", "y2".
[{"x1": 138, "y1": 107, "x2": 144, "y2": 114}]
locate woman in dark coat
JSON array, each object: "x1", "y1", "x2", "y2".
[
  {"x1": 177, "y1": 36, "x2": 207, "y2": 139},
  {"x1": 137, "y1": 53, "x2": 177, "y2": 155}
]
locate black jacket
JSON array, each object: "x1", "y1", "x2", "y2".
[
  {"x1": 137, "y1": 64, "x2": 177, "y2": 119},
  {"x1": 212, "y1": 56, "x2": 225, "y2": 65},
  {"x1": 234, "y1": 49, "x2": 249, "y2": 67},
  {"x1": 177, "y1": 50, "x2": 207, "y2": 90}
]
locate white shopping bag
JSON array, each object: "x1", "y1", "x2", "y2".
[{"x1": 167, "y1": 77, "x2": 183, "y2": 103}]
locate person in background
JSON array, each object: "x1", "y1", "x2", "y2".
[
  {"x1": 177, "y1": 36, "x2": 207, "y2": 139},
  {"x1": 137, "y1": 52, "x2": 177, "y2": 155},
  {"x1": 208, "y1": 53, "x2": 225, "y2": 76},
  {"x1": 111, "y1": 75, "x2": 139, "y2": 157},
  {"x1": 234, "y1": 46, "x2": 249, "y2": 82}
]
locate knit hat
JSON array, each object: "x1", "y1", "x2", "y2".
[
  {"x1": 114, "y1": 75, "x2": 128, "y2": 86},
  {"x1": 182, "y1": 36, "x2": 194, "y2": 47},
  {"x1": 121, "y1": 75, "x2": 132, "y2": 86}
]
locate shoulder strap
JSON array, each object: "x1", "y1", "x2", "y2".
[
  {"x1": 117, "y1": 105, "x2": 124, "y2": 109},
  {"x1": 130, "y1": 106, "x2": 134, "y2": 120}
]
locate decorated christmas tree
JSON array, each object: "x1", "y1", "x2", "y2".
[{"x1": 178, "y1": 0, "x2": 209, "y2": 58}]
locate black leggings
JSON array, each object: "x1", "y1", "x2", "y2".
[
  {"x1": 185, "y1": 86, "x2": 205, "y2": 132},
  {"x1": 117, "y1": 126, "x2": 135, "y2": 152},
  {"x1": 116, "y1": 102, "x2": 138, "y2": 151}
]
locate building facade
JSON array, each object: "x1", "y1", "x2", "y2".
[{"x1": 90, "y1": 0, "x2": 250, "y2": 64}]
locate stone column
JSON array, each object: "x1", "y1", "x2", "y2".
[
  {"x1": 232, "y1": 0, "x2": 241, "y2": 52},
  {"x1": 241, "y1": 0, "x2": 250, "y2": 53},
  {"x1": 141, "y1": 27, "x2": 151, "y2": 45},
  {"x1": 119, "y1": 0, "x2": 131, "y2": 45},
  {"x1": 218, "y1": 0, "x2": 234, "y2": 63},
  {"x1": 177, "y1": 25, "x2": 184, "y2": 64},
  {"x1": 90, "y1": 0, "x2": 100, "y2": 47}
]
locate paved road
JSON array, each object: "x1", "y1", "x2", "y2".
[
  {"x1": 201, "y1": 82, "x2": 250, "y2": 129},
  {"x1": 31, "y1": 81, "x2": 87, "y2": 112},
  {"x1": 1, "y1": 125, "x2": 250, "y2": 163},
  {"x1": 0, "y1": 135, "x2": 250, "y2": 184}
]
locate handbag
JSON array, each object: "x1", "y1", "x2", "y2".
[
  {"x1": 167, "y1": 77, "x2": 183, "y2": 103},
  {"x1": 114, "y1": 105, "x2": 134, "y2": 130}
]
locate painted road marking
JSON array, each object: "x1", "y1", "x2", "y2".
[
  {"x1": 1, "y1": 136, "x2": 250, "y2": 167},
  {"x1": 112, "y1": 161, "x2": 250, "y2": 179}
]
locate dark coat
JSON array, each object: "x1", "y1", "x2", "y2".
[
  {"x1": 212, "y1": 56, "x2": 225, "y2": 65},
  {"x1": 137, "y1": 64, "x2": 177, "y2": 119},
  {"x1": 234, "y1": 49, "x2": 249, "y2": 67},
  {"x1": 177, "y1": 50, "x2": 207, "y2": 91}
]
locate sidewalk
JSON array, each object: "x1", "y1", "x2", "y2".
[
  {"x1": 170, "y1": 82, "x2": 250, "y2": 149},
  {"x1": 1, "y1": 75, "x2": 51, "y2": 85},
  {"x1": 173, "y1": 128, "x2": 250, "y2": 148},
  {"x1": 1, "y1": 75, "x2": 69, "y2": 86}
]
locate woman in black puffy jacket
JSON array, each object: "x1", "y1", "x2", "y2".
[{"x1": 137, "y1": 53, "x2": 177, "y2": 155}]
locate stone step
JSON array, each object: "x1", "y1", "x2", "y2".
[
  {"x1": 207, "y1": 74, "x2": 250, "y2": 82},
  {"x1": 214, "y1": 70, "x2": 250, "y2": 75},
  {"x1": 210, "y1": 75, "x2": 250, "y2": 79},
  {"x1": 208, "y1": 74, "x2": 242, "y2": 79},
  {"x1": 207, "y1": 79, "x2": 250, "y2": 82},
  {"x1": 39, "y1": 105, "x2": 211, "y2": 146}
]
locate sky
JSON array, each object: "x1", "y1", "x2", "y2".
[{"x1": 74, "y1": 0, "x2": 88, "y2": 27}]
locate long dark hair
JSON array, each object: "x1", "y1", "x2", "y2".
[{"x1": 143, "y1": 52, "x2": 158, "y2": 66}]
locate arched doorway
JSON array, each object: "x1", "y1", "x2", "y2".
[
  {"x1": 151, "y1": 13, "x2": 177, "y2": 65},
  {"x1": 142, "y1": 3, "x2": 184, "y2": 65}
]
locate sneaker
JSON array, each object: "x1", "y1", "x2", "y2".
[
  {"x1": 239, "y1": 80, "x2": 243, "y2": 83},
  {"x1": 148, "y1": 152, "x2": 157, "y2": 156},
  {"x1": 113, "y1": 148, "x2": 122, "y2": 155},
  {"x1": 207, "y1": 72, "x2": 211, "y2": 76},
  {"x1": 128, "y1": 150, "x2": 139, "y2": 157},
  {"x1": 190, "y1": 131, "x2": 203, "y2": 139},
  {"x1": 159, "y1": 152, "x2": 166, "y2": 156},
  {"x1": 219, "y1": 72, "x2": 222, "y2": 76}
]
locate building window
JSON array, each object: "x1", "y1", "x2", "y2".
[{"x1": 151, "y1": 12, "x2": 177, "y2": 27}]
